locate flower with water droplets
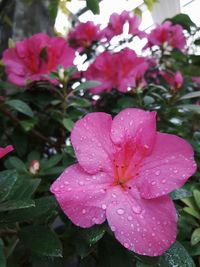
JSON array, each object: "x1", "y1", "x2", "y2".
[{"x1": 50, "y1": 108, "x2": 196, "y2": 256}]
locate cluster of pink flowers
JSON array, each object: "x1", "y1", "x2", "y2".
[
  {"x1": 144, "y1": 21, "x2": 186, "y2": 51},
  {"x1": 51, "y1": 108, "x2": 196, "y2": 256},
  {"x1": 2, "y1": 33, "x2": 75, "y2": 86},
  {"x1": 0, "y1": 145, "x2": 14, "y2": 158},
  {"x1": 84, "y1": 48, "x2": 148, "y2": 93},
  {"x1": 67, "y1": 21, "x2": 103, "y2": 51},
  {"x1": 102, "y1": 11, "x2": 145, "y2": 41}
]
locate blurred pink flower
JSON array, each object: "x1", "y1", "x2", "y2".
[
  {"x1": 162, "y1": 70, "x2": 183, "y2": 90},
  {"x1": 192, "y1": 76, "x2": 200, "y2": 84},
  {"x1": 144, "y1": 21, "x2": 186, "y2": 51},
  {"x1": 0, "y1": 145, "x2": 14, "y2": 158},
  {"x1": 102, "y1": 11, "x2": 145, "y2": 41},
  {"x1": 68, "y1": 21, "x2": 102, "y2": 50},
  {"x1": 84, "y1": 48, "x2": 148, "y2": 93},
  {"x1": 2, "y1": 33, "x2": 75, "y2": 86},
  {"x1": 51, "y1": 108, "x2": 196, "y2": 256}
]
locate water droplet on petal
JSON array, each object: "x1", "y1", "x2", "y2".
[
  {"x1": 111, "y1": 226, "x2": 116, "y2": 231},
  {"x1": 79, "y1": 181, "x2": 84, "y2": 186},
  {"x1": 152, "y1": 232, "x2": 155, "y2": 237},
  {"x1": 128, "y1": 216, "x2": 133, "y2": 221},
  {"x1": 161, "y1": 179, "x2": 166, "y2": 184},
  {"x1": 124, "y1": 242, "x2": 129, "y2": 248},
  {"x1": 117, "y1": 208, "x2": 125, "y2": 215},
  {"x1": 102, "y1": 204, "x2": 107, "y2": 210},
  {"x1": 82, "y1": 209, "x2": 86, "y2": 214},
  {"x1": 155, "y1": 170, "x2": 160, "y2": 176},
  {"x1": 132, "y1": 205, "x2": 141, "y2": 214},
  {"x1": 151, "y1": 181, "x2": 156, "y2": 185}
]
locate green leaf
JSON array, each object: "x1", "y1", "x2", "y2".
[
  {"x1": 159, "y1": 241, "x2": 195, "y2": 267},
  {"x1": 8, "y1": 177, "x2": 41, "y2": 200},
  {"x1": 179, "y1": 91, "x2": 200, "y2": 100},
  {"x1": 73, "y1": 80, "x2": 101, "y2": 93},
  {"x1": 0, "y1": 170, "x2": 18, "y2": 201},
  {"x1": 20, "y1": 118, "x2": 37, "y2": 131},
  {"x1": 69, "y1": 97, "x2": 91, "y2": 108},
  {"x1": 191, "y1": 228, "x2": 200, "y2": 246},
  {"x1": 6, "y1": 156, "x2": 27, "y2": 172},
  {"x1": 86, "y1": 0, "x2": 99, "y2": 14},
  {"x1": 0, "y1": 196, "x2": 58, "y2": 224},
  {"x1": 143, "y1": 0, "x2": 158, "y2": 11},
  {"x1": 62, "y1": 118, "x2": 74, "y2": 131},
  {"x1": 178, "y1": 104, "x2": 200, "y2": 114},
  {"x1": 0, "y1": 199, "x2": 35, "y2": 212},
  {"x1": 170, "y1": 188, "x2": 192, "y2": 200},
  {"x1": 194, "y1": 38, "x2": 200, "y2": 46},
  {"x1": 19, "y1": 225, "x2": 63, "y2": 257},
  {"x1": 0, "y1": 239, "x2": 6, "y2": 267},
  {"x1": 40, "y1": 154, "x2": 63, "y2": 170},
  {"x1": 170, "y1": 13, "x2": 196, "y2": 33},
  {"x1": 183, "y1": 207, "x2": 200, "y2": 220},
  {"x1": 6, "y1": 99, "x2": 34, "y2": 117},
  {"x1": 193, "y1": 189, "x2": 200, "y2": 209},
  {"x1": 80, "y1": 224, "x2": 106, "y2": 245},
  {"x1": 98, "y1": 235, "x2": 133, "y2": 267}
]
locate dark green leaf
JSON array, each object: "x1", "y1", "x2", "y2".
[
  {"x1": 62, "y1": 118, "x2": 74, "y2": 131},
  {"x1": 73, "y1": 80, "x2": 101, "y2": 93},
  {"x1": 0, "y1": 239, "x2": 6, "y2": 267},
  {"x1": 6, "y1": 99, "x2": 34, "y2": 117},
  {"x1": 41, "y1": 154, "x2": 63, "y2": 170},
  {"x1": 80, "y1": 224, "x2": 106, "y2": 245},
  {"x1": 169, "y1": 13, "x2": 196, "y2": 32},
  {"x1": 170, "y1": 188, "x2": 192, "y2": 200},
  {"x1": 193, "y1": 189, "x2": 200, "y2": 209},
  {"x1": 0, "y1": 170, "x2": 18, "y2": 201},
  {"x1": 178, "y1": 104, "x2": 200, "y2": 114},
  {"x1": 19, "y1": 225, "x2": 63, "y2": 257},
  {"x1": 6, "y1": 156, "x2": 27, "y2": 172},
  {"x1": 191, "y1": 228, "x2": 200, "y2": 246},
  {"x1": 86, "y1": 0, "x2": 99, "y2": 14},
  {"x1": 194, "y1": 38, "x2": 200, "y2": 46},
  {"x1": 179, "y1": 91, "x2": 200, "y2": 100},
  {"x1": 0, "y1": 199, "x2": 35, "y2": 212}
]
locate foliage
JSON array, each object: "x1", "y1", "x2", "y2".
[{"x1": 0, "y1": 6, "x2": 200, "y2": 267}]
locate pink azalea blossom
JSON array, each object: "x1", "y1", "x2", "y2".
[
  {"x1": 84, "y1": 48, "x2": 148, "y2": 93},
  {"x1": 68, "y1": 21, "x2": 102, "y2": 51},
  {"x1": 162, "y1": 70, "x2": 183, "y2": 90},
  {"x1": 0, "y1": 145, "x2": 14, "y2": 158},
  {"x1": 192, "y1": 76, "x2": 200, "y2": 84},
  {"x1": 102, "y1": 11, "x2": 145, "y2": 41},
  {"x1": 51, "y1": 108, "x2": 196, "y2": 256},
  {"x1": 2, "y1": 33, "x2": 75, "y2": 86},
  {"x1": 144, "y1": 21, "x2": 186, "y2": 51}
]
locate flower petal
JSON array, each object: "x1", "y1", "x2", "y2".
[
  {"x1": 111, "y1": 108, "x2": 156, "y2": 152},
  {"x1": 135, "y1": 133, "x2": 196, "y2": 199},
  {"x1": 50, "y1": 164, "x2": 112, "y2": 227},
  {"x1": 0, "y1": 145, "x2": 14, "y2": 158},
  {"x1": 71, "y1": 112, "x2": 116, "y2": 174},
  {"x1": 106, "y1": 186, "x2": 177, "y2": 256}
]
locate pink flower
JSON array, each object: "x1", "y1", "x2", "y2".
[
  {"x1": 102, "y1": 11, "x2": 145, "y2": 41},
  {"x1": 2, "y1": 33, "x2": 75, "y2": 86},
  {"x1": 162, "y1": 70, "x2": 183, "y2": 90},
  {"x1": 192, "y1": 76, "x2": 200, "y2": 84},
  {"x1": 144, "y1": 21, "x2": 186, "y2": 51},
  {"x1": 0, "y1": 145, "x2": 14, "y2": 158},
  {"x1": 50, "y1": 108, "x2": 196, "y2": 256},
  {"x1": 84, "y1": 48, "x2": 148, "y2": 93},
  {"x1": 68, "y1": 21, "x2": 102, "y2": 51}
]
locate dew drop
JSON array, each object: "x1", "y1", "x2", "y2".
[
  {"x1": 161, "y1": 179, "x2": 166, "y2": 184},
  {"x1": 151, "y1": 181, "x2": 156, "y2": 185},
  {"x1": 111, "y1": 226, "x2": 116, "y2": 231},
  {"x1": 124, "y1": 242, "x2": 129, "y2": 248},
  {"x1": 117, "y1": 208, "x2": 125, "y2": 215},
  {"x1": 155, "y1": 170, "x2": 160, "y2": 176},
  {"x1": 132, "y1": 205, "x2": 141, "y2": 214},
  {"x1": 79, "y1": 181, "x2": 84, "y2": 186},
  {"x1": 128, "y1": 216, "x2": 133, "y2": 221},
  {"x1": 82, "y1": 209, "x2": 86, "y2": 214},
  {"x1": 102, "y1": 204, "x2": 107, "y2": 210}
]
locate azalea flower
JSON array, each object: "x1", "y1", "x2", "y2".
[
  {"x1": 144, "y1": 21, "x2": 186, "y2": 51},
  {"x1": 84, "y1": 48, "x2": 148, "y2": 93},
  {"x1": 51, "y1": 108, "x2": 196, "y2": 256},
  {"x1": 102, "y1": 11, "x2": 145, "y2": 41},
  {"x1": 162, "y1": 70, "x2": 183, "y2": 90},
  {"x1": 2, "y1": 33, "x2": 75, "y2": 86},
  {"x1": 0, "y1": 145, "x2": 14, "y2": 158},
  {"x1": 68, "y1": 21, "x2": 102, "y2": 51}
]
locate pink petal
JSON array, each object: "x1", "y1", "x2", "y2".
[
  {"x1": 135, "y1": 133, "x2": 196, "y2": 199},
  {"x1": 106, "y1": 186, "x2": 177, "y2": 256},
  {"x1": 50, "y1": 164, "x2": 112, "y2": 227},
  {"x1": 71, "y1": 112, "x2": 116, "y2": 174},
  {"x1": 0, "y1": 145, "x2": 14, "y2": 158},
  {"x1": 111, "y1": 108, "x2": 156, "y2": 153}
]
